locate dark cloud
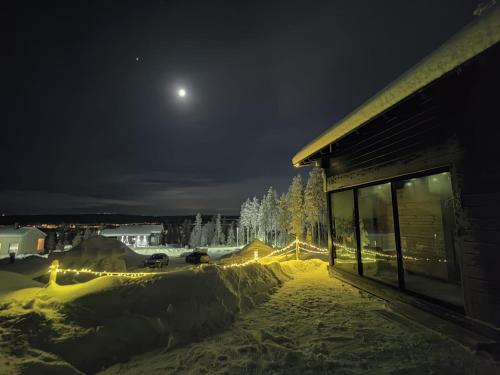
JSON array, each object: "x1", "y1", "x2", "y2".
[{"x1": 0, "y1": 0, "x2": 479, "y2": 214}]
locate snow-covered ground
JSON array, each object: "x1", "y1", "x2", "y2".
[
  {"x1": 102, "y1": 260, "x2": 499, "y2": 375},
  {"x1": 1, "y1": 238, "x2": 498, "y2": 375}
]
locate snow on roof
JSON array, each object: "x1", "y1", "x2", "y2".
[
  {"x1": 100, "y1": 224, "x2": 164, "y2": 237},
  {"x1": 0, "y1": 226, "x2": 46, "y2": 238},
  {"x1": 292, "y1": 7, "x2": 500, "y2": 166}
]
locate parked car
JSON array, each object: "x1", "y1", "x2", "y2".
[
  {"x1": 185, "y1": 251, "x2": 210, "y2": 264},
  {"x1": 144, "y1": 253, "x2": 169, "y2": 268}
]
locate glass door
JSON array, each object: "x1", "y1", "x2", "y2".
[
  {"x1": 394, "y1": 172, "x2": 463, "y2": 306},
  {"x1": 357, "y1": 183, "x2": 399, "y2": 286}
]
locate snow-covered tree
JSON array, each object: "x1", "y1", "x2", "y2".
[
  {"x1": 239, "y1": 199, "x2": 251, "y2": 244},
  {"x1": 72, "y1": 232, "x2": 83, "y2": 247},
  {"x1": 180, "y1": 219, "x2": 191, "y2": 246},
  {"x1": 288, "y1": 175, "x2": 305, "y2": 240},
  {"x1": 226, "y1": 221, "x2": 236, "y2": 246},
  {"x1": 304, "y1": 167, "x2": 326, "y2": 245},
  {"x1": 204, "y1": 219, "x2": 216, "y2": 246},
  {"x1": 277, "y1": 193, "x2": 291, "y2": 246},
  {"x1": 248, "y1": 196, "x2": 260, "y2": 240},
  {"x1": 213, "y1": 213, "x2": 224, "y2": 246},
  {"x1": 83, "y1": 228, "x2": 93, "y2": 240},
  {"x1": 267, "y1": 187, "x2": 278, "y2": 246},
  {"x1": 189, "y1": 213, "x2": 203, "y2": 248}
]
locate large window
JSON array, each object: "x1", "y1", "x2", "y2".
[
  {"x1": 395, "y1": 172, "x2": 462, "y2": 306},
  {"x1": 331, "y1": 190, "x2": 358, "y2": 274},
  {"x1": 329, "y1": 170, "x2": 463, "y2": 307},
  {"x1": 358, "y1": 183, "x2": 398, "y2": 286}
]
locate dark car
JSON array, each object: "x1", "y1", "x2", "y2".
[
  {"x1": 185, "y1": 251, "x2": 210, "y2": 264},
  {"x1": 144, "y1": 253, "x2": 169, "y2": 268}
]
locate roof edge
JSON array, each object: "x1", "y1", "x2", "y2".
[{"x1": 292, "y1": 7, "x2": 500, "y2": 166}]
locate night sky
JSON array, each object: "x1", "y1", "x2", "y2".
[{"x1": 1, "y1": 0, "x2": 480, "y2": 215}]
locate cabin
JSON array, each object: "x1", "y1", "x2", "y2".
[
  {"x1": 0, "y1": 226, "x2": 46, "y2": 257},
  {"x1": 293, "y1": 9, "x2": 500, "y2": 331},
  {"x1": 100, "y1": 224, "x2": 164, "y2": 247}
]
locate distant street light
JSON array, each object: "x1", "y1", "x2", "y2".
[{"x1": 177, "y1": 88, "x2": 187, "y2": 98}]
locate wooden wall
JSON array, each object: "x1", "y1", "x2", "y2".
[{"x1": 323, "y1": 43, "x2": 500, "y2": 328}]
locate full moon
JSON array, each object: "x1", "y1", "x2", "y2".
[{"x1": 177, "y1": 88, "x2": 187, "y2": 98}]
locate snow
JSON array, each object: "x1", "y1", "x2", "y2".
[
  {"x1": 0, "y1": 255, "x2": 288, "y2": 374},
  {"x1": 0, "y1": 240, "x2": 498, "y2": 374},
  {"x1": 102, "y1": 260, "x2": 499, "y2": 375},
  {"x1": 47, "y1": 236, "x2": 148, "y2": 272}
]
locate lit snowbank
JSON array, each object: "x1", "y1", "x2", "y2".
[
  {"x1": 0, "y1": 258, "x2": 318, "y2": 374},
  {"x1": 102, "y1": 259, "x2": 499, "y2": 375},
  {"x1": 219, "y1": 239, "x2": 275, "y2": 264}
]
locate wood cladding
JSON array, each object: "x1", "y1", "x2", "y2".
[{"x1": 323, "y1": 43, "x2": 500, "y2": 328}]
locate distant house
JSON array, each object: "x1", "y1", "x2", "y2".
[
  {"x1": 0, "y1": 226, "x2": 46, "y2": 257},
  {"x1": 292, "y1": 9, "x2": 500, "y2": 330},
  {"x1": 100, "y1": 224, "x2": 164, "y2": 247}
]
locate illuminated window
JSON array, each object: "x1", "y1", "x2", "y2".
[
  {"x1": 37, "y1": 238, "x2": 45, "y2": 251},
  {"x1": 9, "y1": 243, "x2": 19, "y2": 253},
  {"x1": 395, "y1": 172, "x2": 463, "y2": 306}
]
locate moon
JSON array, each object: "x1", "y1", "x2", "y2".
[{"x1": 177, "y1": 88, "x2": 187, "y2": 98}]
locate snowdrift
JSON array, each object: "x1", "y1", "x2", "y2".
[
  {"x1": 48, "y1": 236, "x2": 147, "y2": 273},
  {"x1": 0, "y1": 255, "x2": 50, "y2": 279},
  {"x1": 0, "y1": 271, "x2": 43, "y2": 296},
  {"x1": 220, "y1": 239, "x2": 274, "y2": 264},
  {"x1": 0, "y1": 259, "x2": 328, "y2": 374}
]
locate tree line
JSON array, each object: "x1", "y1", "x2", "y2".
[
  {"x1": 187, "y1": 213, "x2": 237, "y2": 248},
  {"x1": 238, "y1": 167, "x2": 328, "y2": 248}
]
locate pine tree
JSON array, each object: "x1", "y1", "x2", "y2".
[
  {"x1": 226, "y1": 221, "x2": 236, "y2": 246},
  {"x1": 205, "y1": 219, "x2": 216, "y2": 246},
  {"x1": 249, "y1": 196, "x2": 260, "y2": 241},
  {"x1": 45, "y1": 231, "x2": 57, "y2": 252},
  {"x1": 83, "y1": 228, "x2": 93, "y2": 240},
  {"x1": 214, "y1": 213, "x2": 223, "y2": 246},
  {"x1": 181, "y1": 219, "x2": 191, "y2": 246},
  {"x1": 304, "y1": 167, "x2": 327, "y2": 245},
  {"x1": 277, "y1": 193, "x2": 291, "y2": 246},
  {"x1": 239, "y1": 199, "x2": 251, "y2": 244},
  {"x1": 56, "y1": 223, "x2": 67, "y2": 250},
  {"x1": 200, "y1": 225, "x2": 208, "y2": 247},
  {"x1": 72, "y1": 232, "x2": 83, "y2": 247},
  {"x1": 189, "y1": 213, "x2": 203, "y2": 248},
  {"x1": 266, "y1": 187, "x2": 278, "y2": 246},
  {"x1": 288, "y1": 175, "x2": 305, "y2": 241}
]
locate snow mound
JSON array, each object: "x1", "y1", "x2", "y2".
[
  {"x1": 48, "y1": 236, "x2": 147, "y2": 272},
  {"x1": 0, "y1": 259, "x2": 325, "y2": 374},
  {"x1": 0, "y1": 271, "x2": 43, "y2": 296},
  {"x1": 220, "y1": 240, "x2": 274, "y2": 263},
  {"x1": 0, "y1": 256, "x2": 50, "y2": 279}
]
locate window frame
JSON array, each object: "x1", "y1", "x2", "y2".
[{"x1": 328, "y1": 166, "x2": 464, "y2": 310}]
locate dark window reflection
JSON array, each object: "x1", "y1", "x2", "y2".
[
  {"x1": 358, "y1": 183, "x2": 398, "y2": 286},
  {"x1": 331, "y1": 190, "x2": 358, "y2": 274}
]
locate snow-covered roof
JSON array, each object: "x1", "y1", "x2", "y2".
[
  {"x1": 100, "y1": 224, "x2": 164, "y2": 237},
  {"x1": 292, "y1": 7, "x2": 500, "y2": 166},
  {"x1": 0, "y1": 226, "x2": 46, "y2": 238}
]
